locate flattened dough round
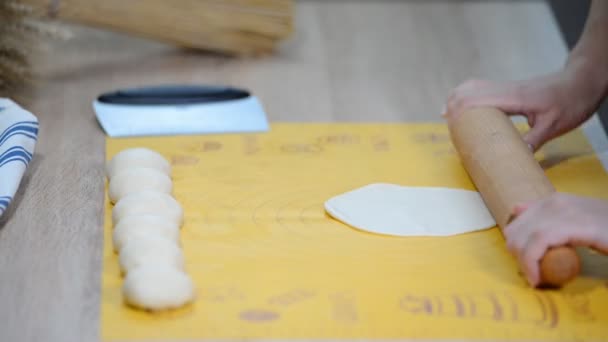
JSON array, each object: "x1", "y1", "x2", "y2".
[
  {"x1": 112, "y1": 191, "x2": 183, "y2": 227},
  {"x1": 113, "y1": 215, "x2": 180, "y2": 253},
  {"x1": 108, "y1": 168, "x2": 172, "y2": 204},
  {"x1": 325, "y1": 183, "x2": 496, "y2": 237},
  {"x1": 123, "y1": 265, "x2": 195, "y2": 311},
  {"x1": 119, "y1": 235, "x2": 184, "y2": 274},
  {"x1": 106, "y1": 148, "x2": 171, "y2": 180}
]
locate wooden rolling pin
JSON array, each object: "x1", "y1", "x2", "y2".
[{"x1": 447, "y1": 107, "x2": 580, "y2": 287}]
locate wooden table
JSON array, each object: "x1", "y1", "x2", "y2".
[{"x1": 1, "y1": 1, "x2": 605, "y2": 341}]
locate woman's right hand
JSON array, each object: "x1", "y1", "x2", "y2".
[
  {"x1": 505, "y1": 193, "x2": 608, "y2": 287},
  {"x1": 446, "y1": 63, "x2": 606, "y2": 151}
]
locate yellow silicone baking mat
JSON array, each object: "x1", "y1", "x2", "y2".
[{"x1": 102, "y1": 123, "x2": 608, "y2": 341}]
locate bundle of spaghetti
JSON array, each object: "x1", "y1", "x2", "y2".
[
  {"x1": 20, "y1": 0, "x2": 294, "y2": 55},
  {"x1": 1, "y1": 0, "x2": 294, "y2": 91}
]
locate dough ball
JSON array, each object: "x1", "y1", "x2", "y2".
[
  {"x1": 112, "y1": 190, "x2": 183, "y2": 227},
  {"x1": 118, "y1": 235, "x2": 184, "y2": 274},
  {"x1": 108, "y1": 168, "x2": 172, "y2": 204},
  {"x1": 113, "y1": 215, "x2": 180, "y2": 253},
  {"x1": 123, "y1": 265, "x2": 195, "y2": 311},
  {"x1": 106, "y1": 148, "x2": 171, "y2": 180}
]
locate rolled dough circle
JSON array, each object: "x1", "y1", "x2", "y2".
[
  {"x1": 106, "y1": 148, "x2": 171, "y2": 180},
  {"x1": 325, "y1": 183, "x2": 496, "y2": 237},
  {"x1": 108, "y1": 168, "x2": 172, "y2": 204},
  {"x1": 118, "y1": 235, "x2": 184, "y2": 274},
  {"x1": 112, "y1": 191, "x2": 183, "y2": 227},
  {"x1": 113, "y1": 215, "x2": 180, "y2": 253},
  {"x1": 122, "y1": 265, "x2": 195, "y2": 311}
]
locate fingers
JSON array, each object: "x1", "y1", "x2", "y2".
[
  {"x1": 445, "y1": 79, "x2": 526, "y2": 119},
  {"x1": 504, "y1": 193, "x2": 604, "y2": 287},
  {"x1": 503, "y1": 203, "x2": 531, "y2": 258},
  {"x1": 440, "y1": 104, "x2": 447, "y2": 117},
  {"x1": 505, "y1": 205, "x2": 562, "y2": 287},
  {"x1": 522, "y1": 118, "x2": 555, "y2": 152},
  {"x1": 506, "y1": 197, "x2": 563, "y2": 286},
  {"x1": 518, "y1": 228, "x2": 570, "y2": 286},
  {"x1": 448, "y1": 79, "x2": 492, "y2": 96},
  {"x1": 519, "y1": 238, "x2": 544, "y2": 286}
]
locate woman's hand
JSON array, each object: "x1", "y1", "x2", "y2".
[
  {"x1": 446, "y1": 63, "x2": 606, "y2": 151},
  {"x1": 504, "y1": 193, "x2": 608, "y2": 286}
]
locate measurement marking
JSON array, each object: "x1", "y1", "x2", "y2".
[
  {"x1": 242, "y1": 135, "x2": 260, "y2": 155},
  {"x1": 281, "y1": 143, "x2": 323, "y2": 154},
  {"x1": 487, "y1": 293, "x2": 503, "y2": 321},
  {"x1": 467, "y1": 294, "x2": 476, "y2": 317},
  {"x1": 268, "y1": 290, "x2": 315, "y2": 307},
  {"x1": 452, "y1": 295, "x2": 464, "y2": 317},
  {"x1": 171, "y1": 155, "x2": 199, "y2": 165},
  {"x1": 545, "y1": 293, "x2": 559, "y2": 328},
  {"x1": 329, "y1": 293, "x2": 358, "y2": 323},
  {"x1": 564, "y1": 294, "x2": 595, "y2": 322},
  {"x1": 503, "y1": 291, "x2": 518, "y2": 321},
  {"x1": 201, "y1": 141, "x2": 222, "y2": 152},
  {"x1": 435, "y1": 296, "x2": 443, "y2": 315},
  {"x1": 399, "y1": 295, "x2": 433, "y2": 314},
  {"x1": 533, "y1": 292, "x2": 548, "y2": 327},
  {"x1": 239, "y1": 309, "x2": 280, "y2": 323},
  {"x1": 317, "y1": 134, "x2": 360, "y2": 145}
]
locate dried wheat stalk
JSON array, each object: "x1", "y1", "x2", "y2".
[
  {"x1": 0, "y1": 1, "x2": 31, "y2": 91},
  {"x1": 0, "y1": 1, "x2": 65, "y2": 92}
]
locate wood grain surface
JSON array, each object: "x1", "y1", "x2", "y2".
[{"x1": 0, "y1": 1, "x2": 580, "y2": 341}]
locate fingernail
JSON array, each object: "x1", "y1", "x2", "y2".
[
  {"x1": 440, "y1": 105, "x2": 447, "y2": 117},
  {"x1": 512, "y1": 204, "x2": 528, "y2": 217},
  {"x1": 527, "y1": 143, "x2": 534, "y2": 152}
]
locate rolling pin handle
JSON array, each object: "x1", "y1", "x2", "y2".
[{"x1": 538, "y1": 246, "x2": 580, "y2": 287}]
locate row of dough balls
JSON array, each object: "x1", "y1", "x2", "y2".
[{"x1": 106, "y1": 148, "x2": 195, "y2": 311}]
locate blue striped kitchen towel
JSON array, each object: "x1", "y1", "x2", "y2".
[{"x1": 0, "y1": 98, "x2": 39, "y2": 217}]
